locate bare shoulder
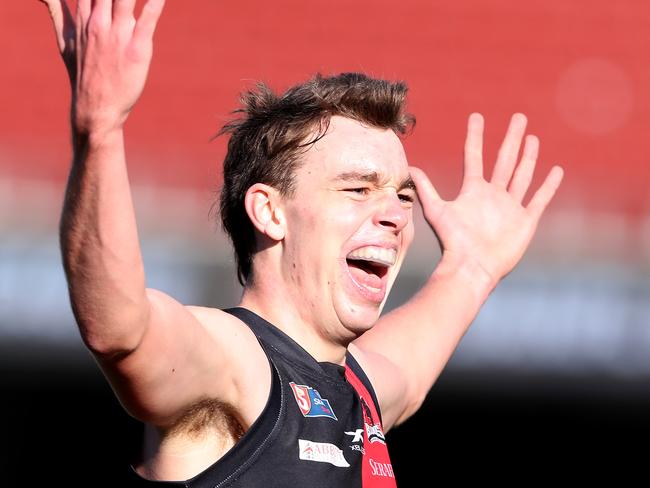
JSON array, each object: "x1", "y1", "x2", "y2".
[
  {"x1": 186, "y1": 305, "x2": 260, "y2": 349},
  {"x1": 96, "y1": 293, "x2": 271, "y2": 429},
  {"x1": 183, "y1": 305, "x2": 272, "y2": 423}
]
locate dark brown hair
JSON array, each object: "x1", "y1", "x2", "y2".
[{"x1": 217, "y1": 72, "x2": 415, "y2": 285}]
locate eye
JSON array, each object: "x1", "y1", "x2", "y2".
[
  {"x1": 345, "y1": 187, "x2": 371, "y2": 196},
  {"x1": 398, "y1": 192, "x2": 415, "y2": 203}
]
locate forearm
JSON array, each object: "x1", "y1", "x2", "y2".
[
  {"x1": 369, "y1": 255, "x2": 496, "y2": 406},
  {"x1": 60, "y1": 128, "x2": 149, "y2": 357}
]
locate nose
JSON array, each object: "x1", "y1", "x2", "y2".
[{"x1": 372, "y1": 191, "x2": 409, "y2": 232}]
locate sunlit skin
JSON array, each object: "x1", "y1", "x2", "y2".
[{"x1": 241, "y1": 116, "x2": 417, "y2": 364}]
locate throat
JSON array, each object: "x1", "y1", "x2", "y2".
[{"x1": 234, "y1": 299, "x2": 352, "y2": 364}]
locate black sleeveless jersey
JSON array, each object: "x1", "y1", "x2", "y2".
[{"x1": 126, "y1": 307, "x2": 397, "y2": 487}]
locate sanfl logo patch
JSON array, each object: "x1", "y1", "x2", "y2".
[{"x1": 290, "y1": 382, "x2": 338, "y2": 420}]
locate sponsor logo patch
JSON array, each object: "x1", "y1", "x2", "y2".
[
  {"x1": 290, "y1": 382, "x2": 338, "y2": 420},
  {"x1": 369, "y1": 458, "x2": 395, "y2": 478},
  {"x1": 365, "y1": 422, "x2": 386, "y2": 444},
  {"x1": 346, "y1": 428, "x2": 366, "y2": 454},
  {"x1": 350, "y1": 444, "x2": 366, "y2": 455},
  {"x1": 345, "y1": 429, "x2": 364, "y2": 444},
  {"x1": 298, "y1": 439, "x2": 350, "y2": 467}
]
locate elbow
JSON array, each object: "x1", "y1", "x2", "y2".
[
  {"x1": 81, "y1": 331, "x2": 138, "y2": 361},
  {"x1": 394, "y1": 380, "x2": 429, "y2": 428},
  {"x1": 410, "y1": 390, "x2": 428, "y2": 419},
  {"x1": 79, "y1": 321, "x2": 142, "y2": 361},
  {"x1": 74, "y1": 303, "x2": 151, "y2": 361},
  {"x1": 403, "y1": 395, "x2": 428, "y2": 426}
]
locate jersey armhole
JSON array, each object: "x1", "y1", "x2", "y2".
[{"x1": 345, "y1": 351, "x2": 384, "y2": 426}]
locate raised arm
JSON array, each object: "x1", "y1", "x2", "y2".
[
  {"x1": 353, "y1": 113, "x2": 565, "y2": 429},
  {"x1": 42, "y1": 0, "x2": 166, "y2": 355},
  {"x1": 40, "y1": 0, "x2": 252, "y2": 427}
]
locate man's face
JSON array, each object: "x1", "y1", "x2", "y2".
[{"x1": 279, "y1": 115, "x2": 416, "y2": 341}]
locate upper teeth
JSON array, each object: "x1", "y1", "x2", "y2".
[{"x1": 347, "y1": 246, "x2": 397, "y2": 267}]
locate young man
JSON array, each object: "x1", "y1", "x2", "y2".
[{"x1": 41, "y1": 0, "x2": 564, "y2": 486}]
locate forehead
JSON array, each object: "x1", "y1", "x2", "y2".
[{"x1": 300, "y1": 116, "x2": 409, "y2": 181}]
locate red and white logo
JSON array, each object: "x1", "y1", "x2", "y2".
[
  {"x1": 365, "y1": 421, "x2": 386, "y2": 445},
  {"x1": 289, "y1": 382, "x2": 337, "y2": 420},
  {"x1": 369, "y1": 458, "x2": 395, "y2": 478},
  {"x1": 290, "y1": 383, "x2": 312, "y2": 416},
  {"x1": 298, "y1": 439, "x2": 350, "y2": 468}
]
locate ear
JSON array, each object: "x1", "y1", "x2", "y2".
[{"x1": 244, "y1": 183, "x2": 286, "y2": 241}]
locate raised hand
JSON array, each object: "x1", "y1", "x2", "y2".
[
  {"x1": 40, "y1": 0, "x2": 165, "y2": 135},
  {"x1": 410, "y1": 113, "x2": 564, "y2": 287}
]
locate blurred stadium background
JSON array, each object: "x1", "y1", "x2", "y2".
[{"x1": 2, "y1": 0, "x2": 649, "y2": 483}]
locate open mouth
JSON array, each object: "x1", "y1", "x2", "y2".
[{"x1": 344, "y1": 246, "x2": 396, "y2": 300}]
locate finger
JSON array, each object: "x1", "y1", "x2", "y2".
[
  {"x1": 60, "y1": 1, "x2": 75, "y2": 62},
  {"x1": 409, "y1": 166, "x2": 444, "y2": 222},
  {"x1": 526, "y1": 165, "x2": 565, "y2": 221},
  {"x1": 90, "y1": 0, "x2": 113, "y2": 26},
  {"x1": 134, "y1": 0, "x2": 166, "y2": 42},
  {"x1": 509, "y1": 134, "x2": 539, "y2": 203},
  {"x1": 77, "y1": 0, "x2": 91, "y2": 26},
  {"x1": 113, "y1": 0, "x2": 136, "y2": 25},
  {"x1": 491, "y1": 113, "x2": 527, "y2": 188},
  {"x1": 40, "y1": 0, "x2": 74, "y2": 55},
  {"x1": 40, "y1": 0, "x2": 65, "y2": 52},
  {"x1": 40, "y1": 0, "x2": 77, "y2": 81},
  {"x1": 76, "y1": 0, "x2": 91, "y2": 68},
  {"x1": 463, "y1": 112, "x2": 484, "y2": 183}
]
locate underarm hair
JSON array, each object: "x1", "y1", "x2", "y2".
[{"x1": 166, "y1": 398, "x2": 246, "y2": 441}]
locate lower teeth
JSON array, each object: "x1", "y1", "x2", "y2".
[{"x1": 363, "y1": 284, "x2": 380, "y2": 293}]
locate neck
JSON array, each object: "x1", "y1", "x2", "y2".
[{"x1": 239, "y1": 279, "x2": 349, "y2": 366}]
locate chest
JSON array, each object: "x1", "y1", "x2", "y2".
[{"x1": 259, "y1": 360, "x2": 396, "y2": 487}]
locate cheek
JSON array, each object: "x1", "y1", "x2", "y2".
[
  {"x1": 290, "y1": 199, "x2": 358, "y2": 241},
  {"x1": 285, "y1": 203, "x2": 336, "y2": 271},
  {"x1": 403, "y1": 220, "x2": 415, "y2": 248},
  {"x1": 285, "y1": 197, "x2": 366, "y2": 274},
  {"x1": 285, "y1": 202, "x2": 319, "y2": 238}
]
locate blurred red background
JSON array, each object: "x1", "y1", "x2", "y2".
[{"x1": 4, "y1": 0, "x2": 649, "y2": 219}]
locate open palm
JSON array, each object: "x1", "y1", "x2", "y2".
[
  {"x1": 410, "y1": 113, "x2": 564, "y2": 286},
  {"x1": 40, "y1": 0, "x2": 165, "y2": 134}
]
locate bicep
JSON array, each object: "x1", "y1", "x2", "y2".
[{"x1": 94, "y1": 288, "x2": 240, "y2": 427}]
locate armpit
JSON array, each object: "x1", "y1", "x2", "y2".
[{"x1": 165, "y1": 398, "x2": 246, "y2": 442}]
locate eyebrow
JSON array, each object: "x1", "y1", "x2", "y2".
[{"x1": 333, "y1": 170, "x2": 416, "y2": 192}]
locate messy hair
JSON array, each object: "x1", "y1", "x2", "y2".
[{"x1": 217, "y1": 72, "x2": 415, "y2": 285}]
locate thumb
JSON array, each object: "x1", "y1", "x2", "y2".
[
  {"x1": 409, "y1": 166, "x2": 444, "y2": 223},
  {"x1": 40, "y1": 0, "x2": 75, "y2": 65}
]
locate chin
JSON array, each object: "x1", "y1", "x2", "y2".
[
  {"x1": 333, "y1": 297, "x2": 384, "y2": 339},
  {"x1": 332, "y1": 258, "x2": 400, "y2": 337}
]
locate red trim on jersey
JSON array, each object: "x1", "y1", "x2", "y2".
[{"x1": 345, "y1": 366, "x2": 397, "y2": 487}]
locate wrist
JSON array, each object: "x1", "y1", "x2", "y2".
[
  {"x1": 72, "y1": 126, "x2": 124, "y2": 154},
  {"x1": 70, "y1": 98, "x2": 128, "y2": 146},
  {"x1": 431, "y1": 252, "x2": 498, "y2": 300}
]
